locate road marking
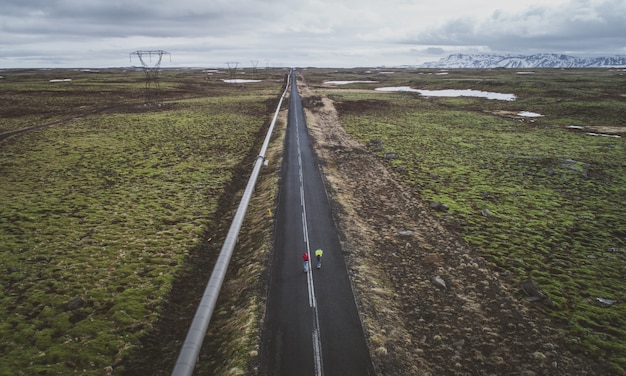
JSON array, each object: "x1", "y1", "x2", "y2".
[{"x1": 295, "y1": 105, "x2": 324, "y2": 376}]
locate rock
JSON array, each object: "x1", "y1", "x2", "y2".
[
  {"x1": 429, "y1": 202, "x2": 449, "y2": 212},
  {"x1": 384, "y1": 152, "x2": 398, "y2": 160},
  {"x1": 521, "y1": 279, "x2": 545, "y2": 298},
  {"x1": 481, "y1": 209, "x2": 491, "y2": 217},
  {"x1": 367, "y1": 139, "x2": 383, "y2": 151},
  {"x1": 398, "y1": 229, "x2": 414, "y2": 236},
  {"x1": 520, "y1": 279, "x2": 553, "y2": 306},
  {"x1": 7, "y1": 266, "x2": 20, "y2": 273},
  {"x1": 66, "y1": 296, "x2": 85, "y2": 311},
  {"x1": 432, "y1": 275, "x2": 447, "y2": 290}
]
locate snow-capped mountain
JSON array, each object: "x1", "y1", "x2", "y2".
[{"x1": 419, "y1": 53, "x2": 626, "y2": 68}]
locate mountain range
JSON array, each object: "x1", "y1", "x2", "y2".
[{"x1": 419, "y1": 53, "x2": 626, "y2": 69}]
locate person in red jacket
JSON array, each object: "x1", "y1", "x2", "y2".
[{"x1": 302, "y1": 252, "x2": 309, "y2": 272}]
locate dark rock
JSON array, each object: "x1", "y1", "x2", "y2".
[
  {"x1": 521, "y1": 279, "x2": 545, "y2": 299},
  {"x1": 429, "y1": 202, "x2": 449, "y2": 212},
  {"x1": 66, "y1": 296, "x2": 85, "y2": 311},
  {"x1": 367, "y1": 139, "x2": 383, "y2": 151},
  {"x1": 520, "y1": 279, "x2": 553, "y2": 306}
]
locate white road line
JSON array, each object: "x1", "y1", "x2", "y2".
[{"x1": 295, "y1": 107, "x2": 323, "y2": 376}]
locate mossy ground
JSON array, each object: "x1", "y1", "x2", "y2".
[
  {"x1": 0, "y1": 68, "x2": 287, "y2": 375},
  {"x1": 3, "y1": 66, "x2": 624, "y2": 374},
  {"x1": 304, "y1": 67, "x2": 626, "y2": 373}
]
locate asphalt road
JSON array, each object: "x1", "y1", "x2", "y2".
[{"x1": 260, "y1": 71, "x2": 375, "y2": 376}]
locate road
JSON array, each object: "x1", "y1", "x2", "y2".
[{"x1": 260, "y1": 71, "x2": 375, "y2": 376}]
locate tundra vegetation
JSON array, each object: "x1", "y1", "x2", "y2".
[
  {"x1": 306, "y1": 67, "x2": 626, "y2": 374},
  {"x1": 0, "y1": 68, "x2": 286, "y2": 375},
  {"x1": 1, "y1": 66, "x2": 625, "y2": 375}
]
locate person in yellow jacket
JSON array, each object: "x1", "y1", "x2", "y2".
[{"x1": 315, "y1": 249, "x2": 323, "y2": 269}]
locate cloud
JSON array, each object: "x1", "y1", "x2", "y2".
[
  {"x1": 406, "y1": 0, "x2": 626, "y2": 55},
  {"x1": 423, "y1": 47, "x2": 446, "y2": 55},
  {"x1": 1, "y1": 0, "x2": 625, "y2": 68}
]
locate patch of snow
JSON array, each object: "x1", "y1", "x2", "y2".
[
  {"x1": 324, "y1": 80, "x2": 378, "y2": 85},
  {"x1": 596, "y1": 297, "x2": 617, "y2": 307},
  {"x1": 585, "y1": 132, "x2": 621, "y2": 138},
  {"x1": 566, "y1": 125, "x2": 585, "y2": 130},
  {"x1": 516, "y1": 71, "x2": 536, "y2": 75},
  {"x1": 518, "y1": 111, "x2": 543, "y2": 117},
  {"x1": 223, "y1": 79, "x2": 261, "y2": 83},
  {"x1": 375, "y1": 86, "x2": 516, "y2": 101},
  {"x1": 49, "y1": 79, "x2": 72, "y2": 83}
]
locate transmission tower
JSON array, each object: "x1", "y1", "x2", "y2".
[
  {"x1": 130, "y1": 50, "x2": 171, "y2": 104},
  {"x1": 226, "y1": 61, "x2": 239, "y2": 80},
  {"x1": 251, "y1": 60, "x2": 259, "y2": 74}
]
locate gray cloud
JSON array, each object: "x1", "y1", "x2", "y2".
[
  {"x1": 408, "y1": 0, "x2": 626, "y2": 56},
  {"x1": 1, "y1": 0, "x2": 624, "y2": 68}
]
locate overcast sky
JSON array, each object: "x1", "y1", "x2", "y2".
[{"x1": 1, "y1": 0, "x2": 625, "y2": 68}]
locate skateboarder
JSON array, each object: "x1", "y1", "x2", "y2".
[
  {"x1": 302, "y1": 252, "x2": 309, "y2": 272},
  {"x1": 315, "y1": 249, "x2": 323, "y2": 269}
]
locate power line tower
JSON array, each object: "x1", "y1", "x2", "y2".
[
  {"x1": 226, "y1": 61, "x2": 239, "y2": 80},
  {"x1": 130, "y1": 50, "x2": 171, "y2": 105},
  {"x1": 251, "y1": 59, "x2": 259, "y2": 74}
]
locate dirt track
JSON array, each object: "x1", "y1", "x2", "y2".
[{"x1": 297, "y1": 74, "x2": 615, "y2": 375}]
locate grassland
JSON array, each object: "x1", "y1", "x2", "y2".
[
  {"x1": 303, "y1": 67, "x2": 626, "y2": 373},
  {"x1": 0, "y1": 68, "x2": 286, "y2": 375}
]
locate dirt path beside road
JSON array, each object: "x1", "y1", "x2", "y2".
[{"x1": 297, "y1": 75, "x2": 614, "y2": 375}]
